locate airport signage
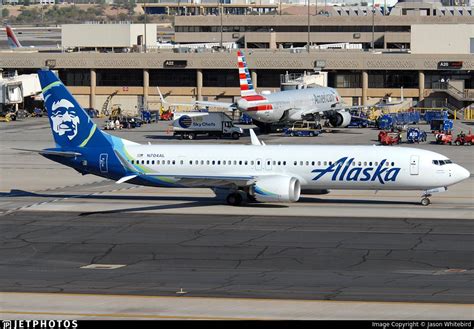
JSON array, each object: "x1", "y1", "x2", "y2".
[
  {"x1": 437, "y1": 61, "x2": 463, "y2": 70},
  {"x1": 314, "y1": 60, "x2": 326, "y2": 68},
  {"x1": 164, "y1": 60, "x2": 188, "y2": 68}
]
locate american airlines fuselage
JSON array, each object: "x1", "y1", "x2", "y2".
[{"x1": 236, "y1": 87, "x2": 341, "y2": 123}]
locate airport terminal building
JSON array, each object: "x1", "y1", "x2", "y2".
[{"x1": 0, "y1": 0, "x2": 473, "y2": 113}]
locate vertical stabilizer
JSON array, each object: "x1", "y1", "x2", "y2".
[
  {"x1": 38, "y1": 69, "x2": 111, "y2": 149},
  {"x1": 237, "y1": 50, "x2": 258, "y2": 97},
  {"x1": 6, "y1": 25, "x2": 22, "y2": 49}
]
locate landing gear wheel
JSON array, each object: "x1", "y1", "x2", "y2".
[
  {"x1": 421, "y1": 197, "x2": 431, "y2": 206},
  {"x1": 226, "y1": 192, "x2": 243, "y2": 206}
]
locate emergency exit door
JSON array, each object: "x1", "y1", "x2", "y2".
[{"x1": 410, "y1": 155, "x2": 419, "y2": 175}]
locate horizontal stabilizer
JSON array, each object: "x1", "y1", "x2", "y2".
[
  {"x1": 116, "y1": 175, "x2": 138, "y2": 184},
  {"x1": 13, "y1": 148, "x2": 82, "y2": 158}
]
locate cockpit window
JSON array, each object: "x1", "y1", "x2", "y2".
[{"x1": 433, "y1": 159, "x2": 453, "y2": 166}]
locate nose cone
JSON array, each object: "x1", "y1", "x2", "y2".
[{"x1": 458, "y1": 166, "x2": 471, "y2": 181}]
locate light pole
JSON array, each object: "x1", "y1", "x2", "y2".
[
  {"x1": 307, "y1": 0, "x2": 310, "y2": 53},
  {"x1": 371, "y1": 0, "x2": 375, "y2": 51},
  {"x1": 220, "y1": 0, "x2": 223, "y2": 49},
  {"x1": 143, "y1": 2, "x2": 147, "y2": 53},
  {"x1": 144, "y1": 1, "x2": 147, "y2": 53}
]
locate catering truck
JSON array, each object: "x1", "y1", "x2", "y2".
[{"x1": 173, "y1": 112, "x2": 243, "y2": 140}]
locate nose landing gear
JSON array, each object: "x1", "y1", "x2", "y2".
[
  {"x1": 421, "y1": 196, "x2": 431, "y2": 206},
  {"x1": 420, "y1": 187, "x2": 447, "y2": 206}
]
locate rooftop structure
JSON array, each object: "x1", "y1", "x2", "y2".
[{"x1": 62, "y1": 23, "x2": 157, "y2": 52}]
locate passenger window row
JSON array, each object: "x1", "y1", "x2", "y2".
[{"x1": 130, "y1": 159, "x2": 396, "y2": 167}]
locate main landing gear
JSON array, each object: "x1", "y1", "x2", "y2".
[
  {"x1": 225, "y1": 189, "x2": 257, "y2": 206},
  {"x1": 226, "y1": 191, "x2": 244, "y2": 206}
]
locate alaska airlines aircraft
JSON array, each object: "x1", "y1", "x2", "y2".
[
  {"x1": 30, "y1": 69, "x2": 470, "y2": 206},
  {"x1": 159, "y1": 50, "x2": 353, "y2": 132}
]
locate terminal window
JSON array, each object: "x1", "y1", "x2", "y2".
[
  {"x1": 96, "y1": 69, "x2": 143, "y2": 87},
  {"x1": 58, "y1": 69, "x2": 90, "y2": 86},
  {"x1": 150, "y1": 69, "x2": 197, "y2": 87}
]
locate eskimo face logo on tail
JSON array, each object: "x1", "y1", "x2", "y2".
[
  {"x1": 51, "y1": 99, "x2": 80, "y2": 140},
  {"x1": 312, "y1": 157, "x2": 401, "y2": 184}
]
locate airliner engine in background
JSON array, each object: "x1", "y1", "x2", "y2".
[
  {"x1": 159, "y1": 50, "x2": 353, "y2": 133},
  {"x1": 22, "y1": 69, "x2": 471, "y2": 208}
]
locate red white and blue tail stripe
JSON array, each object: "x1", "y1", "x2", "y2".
[
  {"x1": 237, "y1": 50, "x2": 258, "y2": 97},
  {"x1": 6, "y1": 25, "x2": 22, "y2": 49}
]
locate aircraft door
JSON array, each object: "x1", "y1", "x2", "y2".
[
  {"x1": 410, "y1": 155, "x2": 419, "y2": 175},
  {"x1": 99, "y1": 153, "x2": 108, "y2": 173},
  {"x1": 265, "y1": 158, "x2": 272, "y2": 171},
  {"x1": 256, "y1": 158, "x2": 262, "y2": 171}
]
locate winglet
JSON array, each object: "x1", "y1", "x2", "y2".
[{"x1": 249, "y1": 129, "x2": 262, "y2": 146}]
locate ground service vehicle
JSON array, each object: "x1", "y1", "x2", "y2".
[
  {"x1": 283, "y1": 121, "x2": 321, "y2": 137},
  {"x1": 407, "y1": 128, "x2": 427, "y2": 143},
  {"x1": 454, "y1": 133, "x2": 474, "y2": 146},
  {"x1": 435, "y1": 132, "x2": 453, "y2": 145},
  {"x1": 380, "y1": 132, "x2": 401, "y2": 145},
  {"x1": 431, "y1": 119, "x2": 454, "y2": 133},
  {"x1": 173, "y1": 112, "x2": 243, "y2": 140},
  {"x1": 348, "y1": 116, "x2": 370, "y2": 128}
]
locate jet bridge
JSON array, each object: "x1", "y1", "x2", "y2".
[
  {"x1": 0, "y1": 71, "x2": 42, "y2": 111},
  {"x1": 280, "y1": 71, "x2": 328, "y2": 91}
]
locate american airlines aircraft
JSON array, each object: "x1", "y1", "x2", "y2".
[
  {"x1": 28, "y1": 69, "x2": 470, "y2": 207},
  {"x1": 5, "y1": 25, "x2": 23, "y2": 49},
  {"x1": 159, "y1": 50, "x2": 353, "y2": 132},
  {"x1": 234, "y1": 50, "x2": 352, "y2": 129}
]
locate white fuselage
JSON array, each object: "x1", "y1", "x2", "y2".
[
  {"x1": 122, "y1": 144, "x2": 469, "y2": 191},
  {"x1": 237, "y1": 87, "x2": 340, "y2": 123}
]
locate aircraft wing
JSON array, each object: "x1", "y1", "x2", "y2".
[
  {"x1": 157, "y1": 87, "x2": 235, "y2": 110},
  {"x1": 145, "y1": 173, "x2": 255, "y2": 188},
  {"x1": 299, "y1": 103, "x2": 366, "y2": 117},
  {"x1": 113, "y1": 150, "x2": 254, "y2": 187}
]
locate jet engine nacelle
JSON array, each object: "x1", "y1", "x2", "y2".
[
  {"x1": 251, "y1": 176, "x2": 301, "y2": 202},
  {"x1": 329, "y1": 111, "x2": 351, "y2": 128}
]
